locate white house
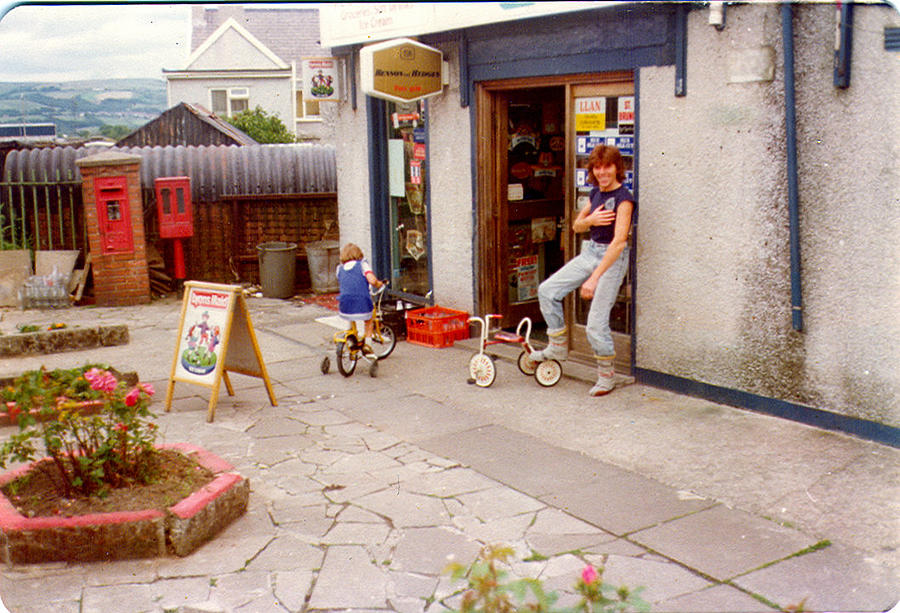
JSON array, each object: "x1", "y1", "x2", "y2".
[{"x1": 164, "y1": 5, "x2": 337, "y2": 144}]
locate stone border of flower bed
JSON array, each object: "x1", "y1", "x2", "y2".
[
  {"x1": 0, "y1": 324, "x2": 129, "y2": 358},
  {"x1": 0, "y1": 443, "x2": 249, "y2": 564},
  {"x1": 0, "y1": 400, "x2": 105, "y2": 428}
]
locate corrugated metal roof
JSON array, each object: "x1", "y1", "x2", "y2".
[{"x1": 1, "y1": 143, "x2": 336, "y2": 200}]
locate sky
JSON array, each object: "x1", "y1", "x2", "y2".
[{"x1": 0, "y1": 2, "x2": 192, "y2": 82}]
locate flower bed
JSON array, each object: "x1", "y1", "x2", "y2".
[
  {"x1": 0, "y1": 443, "x2": 249, "y2": 563},
  {"x1": 0, "y1": 365, "x2": 249, "y2": 563}
]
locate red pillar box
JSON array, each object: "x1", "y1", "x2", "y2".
[{"x1": 75, "y1": 151, "x2": 150, "y2": 306}]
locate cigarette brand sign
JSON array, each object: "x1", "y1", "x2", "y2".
[{"x1": 360, "y1": 38, "x2": 443, "y2": 103}]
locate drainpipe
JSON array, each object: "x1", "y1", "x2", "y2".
[{"x1": 782, "y1": 2, "x2": 803, "y2": 332}]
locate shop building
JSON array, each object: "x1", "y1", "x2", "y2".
[{"x1": 320, "y1": 2, "x2": 899, "y2": 441}]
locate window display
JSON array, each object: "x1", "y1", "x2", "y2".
[{"x1": 387, "y1": 100, "x2": 430, "y2": 296}]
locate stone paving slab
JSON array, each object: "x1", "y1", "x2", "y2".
[
  {"x1": 732, "y1": 541, "x2": 899, "y2": 612},
  {"x1": 628, "y1": 504, "x2": 821, "y2": 582},
  {"x1": 422, "y1": 423, "x2": 713, "y2": 535},
  {"x1": 333, "y1": 390, "x2": 494, "y2": 443}
]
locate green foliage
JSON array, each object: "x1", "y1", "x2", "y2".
[
  {"x1": 445, "y1": 545, "x2": 650, "y2": 613},
  {"x1": 98, "y1": 124, "x2": 133, "y2": 141},
  {"x1": 226, "y1": 106, "x2": 295, "y2": 144},
  {"x1": 0, "y1": 211, "x2": 25, "y2": 250},
  {"x1": 0, "y1": 365, "x2": 160, "y2": 498}
]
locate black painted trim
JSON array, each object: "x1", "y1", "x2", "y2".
[
  {"x1": 634, "y1": 368, "x2": 900, "y2": 448},
  {"x1": 366, "y1": 96, "x2": 390, "y2": 278},
  {"x1": 674, "y1": 3, "x2": 687, "y2": 96}
]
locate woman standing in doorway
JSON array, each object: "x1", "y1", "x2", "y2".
[{"x1": 529, "y1": 144, "x2": 635, "y2": 396}]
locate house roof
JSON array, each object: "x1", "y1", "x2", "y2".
[
  {"x1": 191, "y1": 5, "x2": 327, "y2": 66},
  {"x1": 186, "y1": 16, "x2": 290, "y2": 71}
]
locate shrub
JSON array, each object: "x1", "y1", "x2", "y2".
[
  {"x1": 446, "y1": 544, "x2": 650, "y2": 612},
  {"x1": 0, "y1": 365, "x2": 159, "y2": 498}
]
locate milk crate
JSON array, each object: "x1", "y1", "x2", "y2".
[{"x1": 405, "y1": 306, "x2": 470, "y2": 348}]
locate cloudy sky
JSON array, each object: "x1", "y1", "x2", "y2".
[{"x1": 0, "y1": 2, "x2": 192, "y2": 82}]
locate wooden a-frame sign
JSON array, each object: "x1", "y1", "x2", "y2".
[{"x1": 165, "y1": 281, "x2": 277, "y2": 422}]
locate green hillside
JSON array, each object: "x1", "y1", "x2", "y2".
[{"x1": 0, "y1": 79, "x2": 167, "y2": 138}]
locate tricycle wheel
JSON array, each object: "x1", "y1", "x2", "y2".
[
  {"x1": 535, "y1": 359, "x2": 562, "y2": 387},
  {"x1": 469, "y1": 353, "x2": 496, "y2": 387},
  {"x1": 320, "y1": 355, "x2": 331, "y2": 375},
  {"x1": 517, "y1": 350, "x2": 537, "y2": 375}
]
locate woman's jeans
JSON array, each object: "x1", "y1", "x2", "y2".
[{"x1": 537, "y1": 240, "x2": 629, "y2": 357}]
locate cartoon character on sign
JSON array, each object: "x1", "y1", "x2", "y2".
[
  {"x1": 181, "y1": 310, "x2": 218, "y2": 375},
  {"x1": 310, "y1": 70, "x2": 334, "y2": 98},
  {"x1": 208, "y1": 326, "x2": 221, "y2": 353}
]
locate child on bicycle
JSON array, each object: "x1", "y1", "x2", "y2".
[{"x1": 337, "y1": 243, "x2": 383, "y2": 352}]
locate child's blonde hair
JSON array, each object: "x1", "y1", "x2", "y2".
[{"x1": 340, "y1": 242, "x2": 364, "y2": 264}]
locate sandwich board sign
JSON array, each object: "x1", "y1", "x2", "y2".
[{"x1": 164, "y1": 281, "x2": 276, "y2": 422}]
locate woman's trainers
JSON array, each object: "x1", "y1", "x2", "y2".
[
  {"x1": 530, "y1": 326, "x2": 568, "y2": 362},
  {"x1": 589, "y1": 357, "x2": 616, "y2": 396}
]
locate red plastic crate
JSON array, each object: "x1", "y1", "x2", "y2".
[{"x1": 405, "y1": 306, "x2": 470, "y2": 348}]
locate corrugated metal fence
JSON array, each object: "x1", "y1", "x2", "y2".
[{"x1": 0, "y1": 143, "x2": 338, "y2": 287}]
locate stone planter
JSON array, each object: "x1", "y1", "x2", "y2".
[
  {"x1": 0, "y1": 249, "x2": 32, "y2": 308},
  {"x1": 0, "y1": 443, "x2": 249, "y2": 564},
  {"x1": 0, "y1": 323, "x2": 129, "y2": 358}
]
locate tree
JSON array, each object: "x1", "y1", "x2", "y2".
[
  {"x1": 99, "y1": 124, "x2": 132, "y2": 141},
  {"x1": 226, "y1": 106, "x2": 295, "y2": 144}
]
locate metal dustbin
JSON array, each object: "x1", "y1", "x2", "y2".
[
  {"x1": 305, "y1": 240, "x2": 340, "y2": 294},
  {"x1": 256, "y1": 241, "x2": 297, "y2": 299}
]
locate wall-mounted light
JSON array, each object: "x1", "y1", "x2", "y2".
[{"x1": 709, "y1": 2, "x2": 727, "y2": 31}]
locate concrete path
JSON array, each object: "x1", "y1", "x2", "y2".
[{"x1": 0, "y1": 296, "x2": 896, "y2": 612}]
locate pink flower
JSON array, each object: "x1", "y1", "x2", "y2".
[
  {"x1": 139, "y1": 382, "x2": 155, "y2": 397},
  {"x1": 115, "y1": 422, "x2": 128, "y2": 433},
  {"x1": 124, "y1": 387, "x2": 140, "y2": 407},
  {"x1": 581, "y1": 565, "x2": 599, "y2": 585},
  {"x1": 85, "y1": 368, "x2": 117, "y2": 393},
  {"x1": 84, "y1": 368, "x2": 102, "y2": 387},
  {"x1": 100, "y1": 373, "x2": 118, "y2": 393}
]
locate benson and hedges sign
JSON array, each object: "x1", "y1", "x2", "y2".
[{"x1": 360, "y1": 38, "x2": 443, "y2": 103}]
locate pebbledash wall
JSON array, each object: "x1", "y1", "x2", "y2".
[
  {"x1": 328, "y1": 3, "x2": 899, "y2": 439},
  {"x1": 635, "y1": 3, "x2": 898, "y2": 436}
]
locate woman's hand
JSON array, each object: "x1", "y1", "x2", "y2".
[
  {"x1": 580, "y1": 277, "x2": 598, "y2": 300},
  {"x1": 585, "y1": 207, "x2": 616, "y2": 227}
]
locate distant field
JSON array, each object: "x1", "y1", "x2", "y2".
[{"x1": 0, "y1": 78, "x2": 166, "y2": 137}]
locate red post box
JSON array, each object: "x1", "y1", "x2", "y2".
[
  {"x1": 154, "y1": 177, "x2": 193, "y2": 279},
  {"x1": 94, "y1": 176, "x2": 134, "y2": 254}
]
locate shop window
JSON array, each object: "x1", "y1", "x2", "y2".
[
  {"x1": 295, "y1": 89, "x2": 321, "y2": 120},
  {"x1": 386, "y1": 99, "x2": 429, "y2": 297},
  {"x1": 210, "y1": 87, "x2": 250, "y2": 117}
]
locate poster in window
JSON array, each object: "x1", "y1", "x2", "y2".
[
  {"x1": 516, "y1": 256, "x2": 539, "y2": 302},
  {"x1": 575, "y1": 97, "x2": 606, "y2": 132}
]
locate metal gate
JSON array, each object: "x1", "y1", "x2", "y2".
[{"x1": 0, "y1": 148, "x2": 85, "y2": 252}]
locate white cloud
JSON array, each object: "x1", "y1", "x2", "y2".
[{"x1": 0, "y1": 4, "x2": 191, "y2": 82}]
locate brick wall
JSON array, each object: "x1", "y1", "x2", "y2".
[
  {"x1": 76, "y1": 153, "x2": 150, "y2": 307},
  {"x1": 174, "y1": 194, "x2": 339, "y2": 292}
]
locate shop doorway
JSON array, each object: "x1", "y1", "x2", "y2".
[{"x1": 475, "y1": 73, "x2": 635, "y2": 372}]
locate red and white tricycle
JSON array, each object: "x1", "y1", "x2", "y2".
[{"x1": 466, "y1": 314, "x2": 563, "y2": 388}]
